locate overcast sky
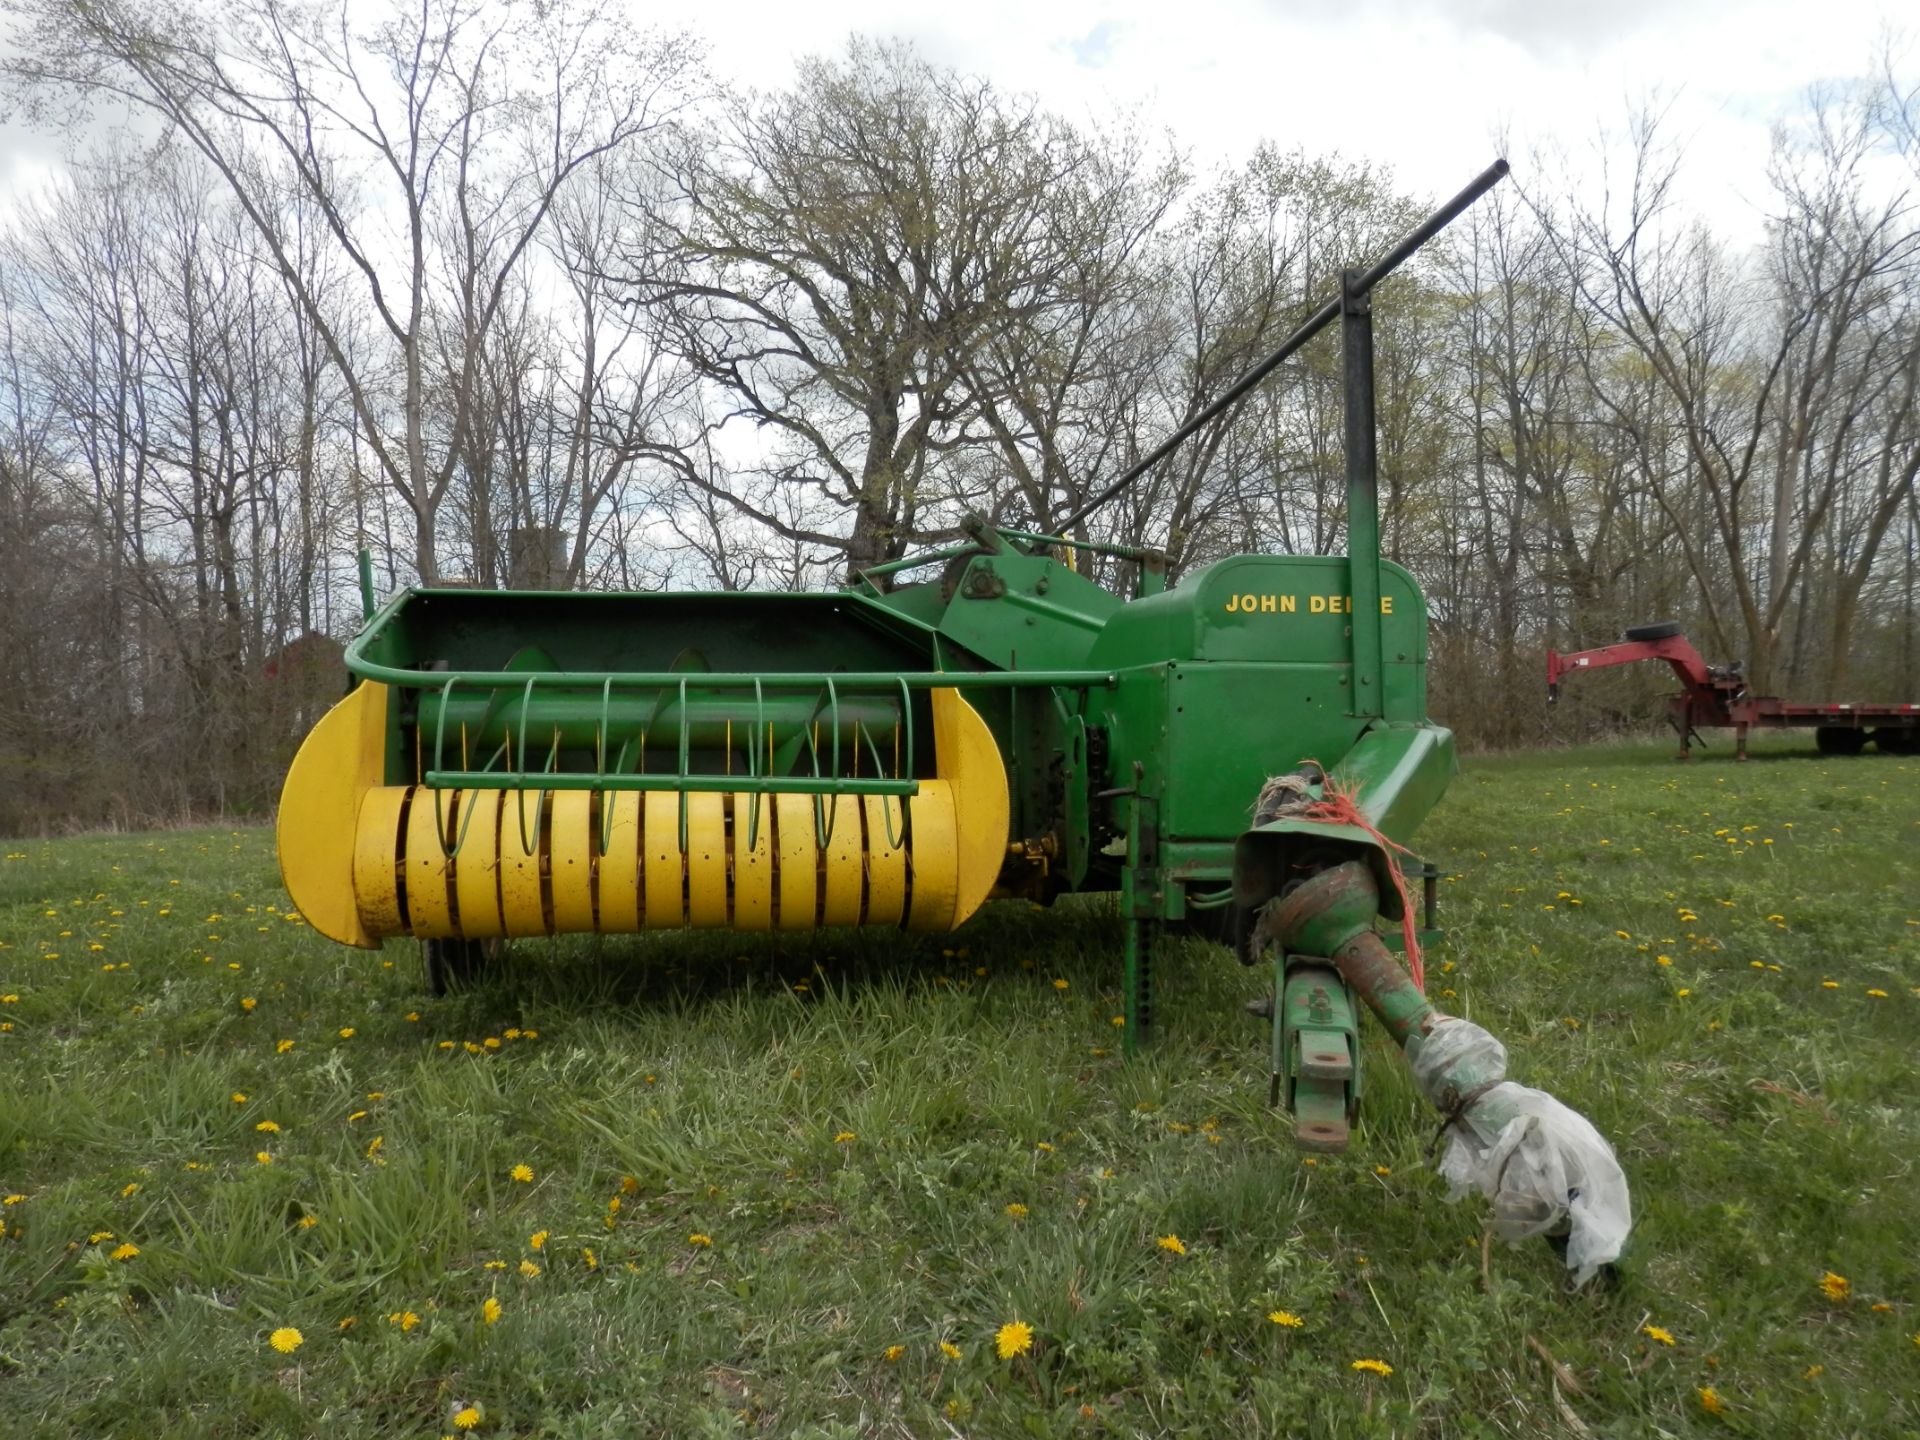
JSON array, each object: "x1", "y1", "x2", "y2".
[
  {"x1": 694, "y1": 0, "x2": 1910, "y2": 244},
  {"x1": 0, "y1": 0, "x2": 1909, "y2": 242}
]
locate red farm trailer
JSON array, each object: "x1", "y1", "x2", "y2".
[{"x1": 1546, "y1": 622, "x2": 1920, "y2": 760}]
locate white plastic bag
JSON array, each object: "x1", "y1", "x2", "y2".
[{"x1": 1408, "y1": 1017, "x2": 1631, "y2": 1288}]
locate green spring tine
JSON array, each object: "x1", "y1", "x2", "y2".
[
  {"x1": 823, "y1": 676, "x2": 841, "y2": 845},
  {"x1": 857, "y1": 722, "x2": 904, "y2": 849},
  {"x1": 804, "y1": 724, "x2": 827, "y2": 848},
  {"x1": 513, "y1": 676, "x2": 539, "y2": 858},
  {"x1": 747, "y1": 679, "x2": 766, "y2": 852},
  {"x1": 896, "y1": 677, "x2": 915, "y2": 782},
  {"x1": 598, "y1": 730, "x2": 636, "y2": 853},
  {"x1": 677, "y1": 677, "x2": 690, "y2": 853},
  {"x1": 431, "y1": 675, "x2": 459, "y2": 858},
  {"x1": 595, "y1": 677, "x2": 612, "y2": 851},
  {"x1": 514, "y1": 728, "x2": 559, "y2": 858}
]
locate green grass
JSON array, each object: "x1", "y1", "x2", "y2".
[{"x1": 2, "y1": 736, "x2": 1918, "y2": 1438}]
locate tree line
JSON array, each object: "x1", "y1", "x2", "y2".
[{"x1": 0, "y1": 0, "x2": 1916, "y2": 832}]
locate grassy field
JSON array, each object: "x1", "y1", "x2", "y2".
[{"x1": 2, "y1": 736, "x2": 1918, "y2": 1438}]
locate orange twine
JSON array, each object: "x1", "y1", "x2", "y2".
[{"x1": 1297, "y1": 766, "x2": 1425, "y2": 995}]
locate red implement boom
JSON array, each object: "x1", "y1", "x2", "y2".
[{"x1": 1546, "y1": 622, "x2": 1920, "y2": 759}]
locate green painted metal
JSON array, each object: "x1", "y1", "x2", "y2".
[{"x1": 1278, "y1": 960, "x2": 1359, "y2": 1152}]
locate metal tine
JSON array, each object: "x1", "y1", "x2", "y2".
[
  {"x1": 677, "y1": 677, "x2": 690, "y2": 854},
  {"x1": 823, "y1": 676, "x2": 841, "y2": 846},
  {"x1": 430, "y1": 675, "x2": 459, "y2": 858},
  {"x1": 857, "y1": 722, "x2": 905, "y2": 849},
  {"x1": 747, "y1": 678, "x2": 765, "y2": 852},
  {"x1": 512, "y1": 676, "x2": 545, "y2": 859}
]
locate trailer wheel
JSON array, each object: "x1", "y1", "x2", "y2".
[
  {"x1": 1815, "y1": 726, "x2": 1868, "y2": 756},
  {"x1": 1873, "y1": 728, "x2": 1919, "y2": 755},
  {"x1": 423, "y1": 938, "x2": 501, "y2": 996},
  {"x1": 1622, "y1": 621, "x2": 1683, "y2": 642}
]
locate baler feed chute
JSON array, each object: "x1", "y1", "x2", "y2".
[{"x1": 278, "y1": 593, "x2": 1010, "y2": 949}]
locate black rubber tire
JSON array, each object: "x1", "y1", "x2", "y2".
[
  {"x1": 422, "y1": 938, "x2": 500, "y2": 996},
  {"x1": 1815, "y1": 726, "x2": 1869, "y2": 756},
  {"x1": 1873, "y1": 728, "x2": 1919, "y2": 755},
  {"x1": 1622, "y1": 621, "x2": 1683, "y2": 642}
]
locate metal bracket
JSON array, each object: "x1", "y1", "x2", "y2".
[{"x1": 1274, "y1": 955, "x2": 1360, "y2": 1152}]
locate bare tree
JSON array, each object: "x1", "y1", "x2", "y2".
[{"x1": 4, "y1": 0, "x2": 702, "y2": 580}]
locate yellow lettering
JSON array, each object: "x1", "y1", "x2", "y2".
[
  {"x1": 1381, "y1": 596, "x2": 1393, "y2": 615},
  {"x1": 1310, "y1": 595, "x2": 1327, "y2": 613},
  {"x1": 1259, "y1": 594, "x2": 1276, "y2": 613},
  {"x1": 1280, "y1": 595, "x2": 1296, "y2": 613},
  {"x1": 1224, "y1": 594, "x2": 1239, "y2": 612}
]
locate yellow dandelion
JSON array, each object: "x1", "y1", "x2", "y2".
[
  {"x1": 1804, "y1": 1364, "x2": 1824, "y2": 1379},
  {"x1": 255, "y1": 1151, "x2": 273, "y2": 1165},
  {"x1": 582, "y1": 1247, "x2": 598, "y2": 1270},
  {"x1": 1053, "y1": 978, "x2": 1069, "y2": 991},
  {"x1": 482, "y1": 1297, "x2": 501, "y2": 1325},
  {"x1": 1110, "y1": 1015, "x2": 1125, "y2": 1026},
  {"x1": 883, "y1": 1344, "x2": 905, "y2": 1362},
  {"x1": 688, "y1": 1233, "x2": 713, "y2": 1248},
  {"x1": 452, "y1": 1403, "x2": 483, "y2": 1430},
  {"x1": 338, "y1": 1317, "x2": 356, "y2": 1331},
  {"x1": 1698, "y1": 1386, "x2": 1724, "y2": 1415},
  {"x1": 275, "y1": 1039, "x2": 295, "y2": 1054},
  {"x1": 1867, "y1": 989, "x2": 1888, "y2": 998},
  {"x1": 1005, "y1": 1202, "x2": 1028, "y2": 1218},
  {"x1": 1350, "y1": 1358, "x2": 1393, "y2": 1377},
  {"x1": 268, "y1": 1327, "x2": 303, "y2": 1354},
  {"x1": 338, "y1": 1027, "x2": 355, "y2": 1038},
  {"x1": 510, "y1": 1164, "x2": 533, "y2": 1184},
  {"x1": 1656, "y1": 955, "x2": 1673, "y2": 966},
  {"x1": 365, "y1": 1136, "x2": 383, "y2": 1159},
  {"x1": 1821, "y1": 1271, "x2": 1850, "y2": 1302},
  {"x1": 1373, "y1": 1166, "x2": 1392, "y2": 1177},
  {"x1": 518, "y1": 1259, "x2": 540, "y2": 1277},
  {"x1": 255, "y1": 1120, "x2": 280, "y2": 1134},
  {"x1": 1157, "y1": 1234, "x2": 1186, "y2": 1255},
  {"x1": 120, "y1": 1182, "x2": 140, "y2": 1197},
  {"x1": 230, "y1": 1093, "x2": 248, "y2": 1104},
  {"x1": 1268, "y1": 1310, "x2": 1304, "y2": 1328},
  {"x1": 298, "y1": 1214, "x2": 318, "y2": 1229},
  {"x1": 940, "y1": 1341, "x2": 961, "y2": 1360},
  {"x1": 391, "y1": 1310, "x2": 420, "y2": 1331},
  {"x1": 527, "y1": 1230, "x2": 548, "y2": 1250},
  {"x1": 834, "y1": 1131, "x2": 856, "y2": 1144},
  {"x1": 1822, "y1": 980, "x2": 1839, "y2": 989},
  {"x1": 996, "y1": 1320, "x2": 1034, "y2": 1359},
  {"x1": 240, "y1": 997, "x2": 257, "y2": 1012},
  {"x1": 110, "y1": 1242, "x2": 140, "y2": 1261},
  {"x1": 2, "y1": 1194, "x2": 24, "y2": 1206},
  {"x1": 1643, "y1": 1325, "x2": 1676, "y2": 1346}
]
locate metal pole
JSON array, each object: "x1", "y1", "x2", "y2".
[
  {"x1": 1056, "y1": 159, "x2": 1508, "y2": 536},
  {"x1": 357, "y1": 547, "x2": 377, "y2": 623},
  {"x1": 1342, "y1": 269, "x2": 1383, "y2": 716}
]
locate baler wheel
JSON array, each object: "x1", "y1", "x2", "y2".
[
  {"x1": 423, "y1": 938, "x2": 500, "y2": 996},
  {"x1": 1622, "y1": 620, "x2": 1683, "y2": 642}
]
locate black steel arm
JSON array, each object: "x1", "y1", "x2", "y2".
[{"x1": 1056, "y1": 158, "x2": 1510, "y2": 535}]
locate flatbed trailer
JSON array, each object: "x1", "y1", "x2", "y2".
[{"x1": 1546, "y1": 622, "x2": 1920, "y2": 760}]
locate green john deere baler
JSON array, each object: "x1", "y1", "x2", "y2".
[{"x1": 279, "y1": 161, "x2": 1634, "y2": 1276}]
